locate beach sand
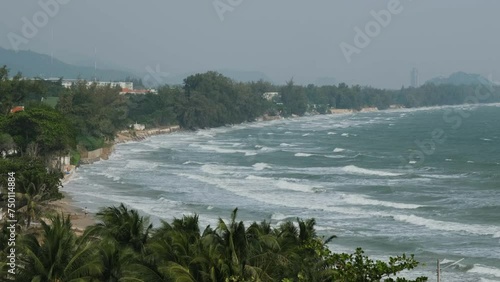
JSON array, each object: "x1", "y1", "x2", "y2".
[
  {"x1": 46, "y1": 167, "x2": 96, "y2": 236},
  {"x1": 48, "y1": 193, "x2": 95, "y2": 236}
]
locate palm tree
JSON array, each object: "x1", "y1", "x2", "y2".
[
  {"x1": 93, "y1": 239, "x2": 137, "y2": 282},
  {"x1": 88, "y1": 203, "x2": 153, "y2": 253},
  {"x1": 17, "y1": 183, "x2": 51, "y2": 228},
  {"x1": 18, "y1": 214, "x2": 102, "y2": 281}
]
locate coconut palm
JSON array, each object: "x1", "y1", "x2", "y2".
[
  {"x1": 93, "y1": 239, "x2": 137, "y2": 282},
  {"x1": 17, "y1": 182, "x2": 51, "y2": 228},
  {"x1": 18, "y1": 214, "x2": 102, "y2": 281},
  {"x1": 88, "y1": 203, "x2": 153, "y2": 253}
]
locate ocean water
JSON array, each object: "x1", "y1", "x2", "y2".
[{"x1": 65, "y1": 104, "x2": 500, "y2": 281}]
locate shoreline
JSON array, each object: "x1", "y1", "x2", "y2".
[
  {"x1": 47, "y1": 167, "x2": 95, "y2": 235},
  {"x1": 54, "y1": 102, "x2": 500, "y2": 234},
  {"x1": 48, "y1": 191, "x2": 95, "y2": 236},
  {"x1": 52, "y1": 125, "x2": 182, "y2": 233}
]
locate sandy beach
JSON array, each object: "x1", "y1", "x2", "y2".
[
  {"x1": 48, "y1": 126, "x2": 181, "y2": 234},
  {"x1": 48, "y1": 193, "x2": 95, "y2": 235},
  {"x1": 47, "y1": 167, "x2": 95, "y2": 235}
]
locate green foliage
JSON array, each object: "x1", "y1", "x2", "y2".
[
  {"x1": 0, "y1": 65, "x2": 46, "y2": 116},
  {"x1": 280, "y1": 80, "x2": 308, "y2": 116},
  {"x1": 127, "y1": 89, "x2": 179, "y2": 128},
  {"x1": 11, "y1": 205, "x2": 426, "y2": 281},
  {"x1": 70, "y1": 149, "x2": 81, "y2": 165},
  {"x1": 89, "y1": 203, "x2": 153, "y2": 253},
  {"x1": 76, "y1": 135, "x2": 105, "y2": 151},
  {"x1": 41, "y1": 96, "x2": 59, "y2": 108},
  {"x1": 0, "y1": 157, "x2": 63, "y2": 229},
  {"x1": 1, "y1": 103, "x2": 76, "y2": 157},
  {"x1": 57, "y1": 81, "x2": 128, "y2": 143},
  {"x1": 175, "y1": 71, "x2": 268, "y2": 129},
  {"x1": 0, "y1": 157, "x2": 62, "y2": 202},
  {"x1": 0, "y1": 133, "x2": 16, "y2": 155},
  {"x1": 17, "y1": 214, "x2": 102, "y2": 281}
]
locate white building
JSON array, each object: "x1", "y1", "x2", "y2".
[
  {"x1": 410, "y1": 68, "x2": 419, "y2": 88},
  {"x1": 262, "y1": 92, "x2": 280, "y2": 101},
  {"x1": 46, "y1": 78, "x2": 133, "y2": 90}
]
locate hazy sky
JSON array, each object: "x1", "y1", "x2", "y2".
[{"x1": 1, "y1": 0, "x2": 499, "y2": 88}]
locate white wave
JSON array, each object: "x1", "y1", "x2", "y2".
[
  {"x1": 245, "y1": 175, "x2": 268, "y2": 181},
  {"x1": 341, "y1": 194, "x2": 422, "y2": 209},
  {"x1": 130, "y1": 148, "x2": 151, "y2": 153},
  {"x1": 421, "y1": 174, "x2": 465, "y2": 179},
  {"x1": 201, "y1": 165, "x2": 226, "y2": 175},
  {"x1": 280, "y1": 143, "x2": 296, "y2": 147},
  {"x1": 479, "y1": 278, "x2": 500, "y2": 282},
  {"x1": 342, "y1": 165, "x2": 402, "y2": 177},
  {"x1": 393, "y1": 215, "x2": 500, "y2": 237},
  {"x1": 275, "y1": 179, "x2": 315, "y2": 193},
  {"x1": 333, "y1": 148, "x2": 345, "y2": 153},
  {"x1": 195, "y1": 131, "x2": 215, "y2": 138},
  {"x1": 271, "y1": 213, "x2": 289, "y2": 221},
  {"x1": 178, "y1": 173, "x2": 387, "y2": 219},
  {"x1": 183, "y1": 161, "x2": 204, "y2": 165},
  {"x1": 481, "y1": 138, "x2": 492, "y2": 141},
  {"x1": 445, "y1": 159, "x2": 453, "y2": 162},
  {"x1": 324, "y1": 155, "x2": 346, "y2": 159},
  {"x1": 327, "y1": 132, "x2": 337, "y2": 135},
  {"x1": 408, "y1": 160, "x2": 417, "y2": 164},
  {"x1": 96, "y1": 172, "x2": 121, "y2": 182},
  {"x1": 190, "y1": 144, "x2": 254, "y2": 155},
  {"x1": 341, "y1": 133, "x2": 349, "y2": 137},
  {"x1": 124, "y1": 160, "x2": 159, "y2": 170},
  {"x1": 467, "y1": 264, "x2": 500, "y2": 278},
  {"x1": 284, "y1": 131, "x2": 293, "y2": 134},
  {"x1": 295, "y1": 153, "x2": 312, "y2": 157},
  {"x1": 302, "y1": 133, "x2": 311, "y2": 136},
  {"x1": 253, "y1": 163, "x2": 272, "y2": 171},
  {"x1": 245, "y1": 175, "x2": 315, "y2": 193},
  {"x1": 467, "y1": 160, "x2": 475, "y2": 164}
]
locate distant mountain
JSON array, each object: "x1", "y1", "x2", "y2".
[
  {"x1": 0, "y1": 47, "x2": 275, "y2": 85},
  {"x1": 426, "y1": 71, "x2": 493, "y2": 86},
  {"x1": 0, "y1": 47, "x2": 136, "y2": 81}
]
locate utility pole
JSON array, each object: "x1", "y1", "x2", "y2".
[{"x1": 437, "y1": 259, "x2": 441, "y2": 282}]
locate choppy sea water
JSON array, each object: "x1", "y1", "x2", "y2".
[{"x1": 65, "y1": 104, "x2": 500, "y2": 281}]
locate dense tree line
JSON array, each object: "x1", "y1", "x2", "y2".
[
  {"x1": 1, "y1": 205, "x2": 428, "y2": 281},
  {"x1": 5, "y1": 65, "x2": 499, "y2": 152},
  {"x1": 2, "y1": 64, "x2": 500, "y2": 281}
]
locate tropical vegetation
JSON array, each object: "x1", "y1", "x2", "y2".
[
  {"x1": 2, "y1": 205, "x2": 428, "y2": 281},
  {"x1": 3, "y1": 63, "x2": 500, "y2": 281}
]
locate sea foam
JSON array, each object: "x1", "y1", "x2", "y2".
[
  {"x1": 295, "y1": 153, "x2": 312, "y2": 157},
  {"x1": 342, "y1": 165, "x2": 402, "y2": 177},
  {"x1": 467, "y1": 264, "x2": 500, "y2": 278},
  {"x1": 341, "y1": 194, "x2": 422, "y2": 209}
]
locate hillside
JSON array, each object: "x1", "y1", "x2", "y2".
[
  {"x1": 0, "y1": 47, "x2": 135, "y2": 81},
  {"x1": 426, "y1": 71, "x2": 493, "y2": 86}
]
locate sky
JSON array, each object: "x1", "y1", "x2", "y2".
[{"x1": 1, "y1": 0, "x2": 499, "y2": 88}]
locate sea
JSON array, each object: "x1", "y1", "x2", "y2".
[{"x1": 65, "y1": 103, "x2": 500, "y2": 281}]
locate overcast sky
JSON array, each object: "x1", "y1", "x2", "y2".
[{"x1": 1, "y1": 0, "x2": 499, "y2": 88}]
